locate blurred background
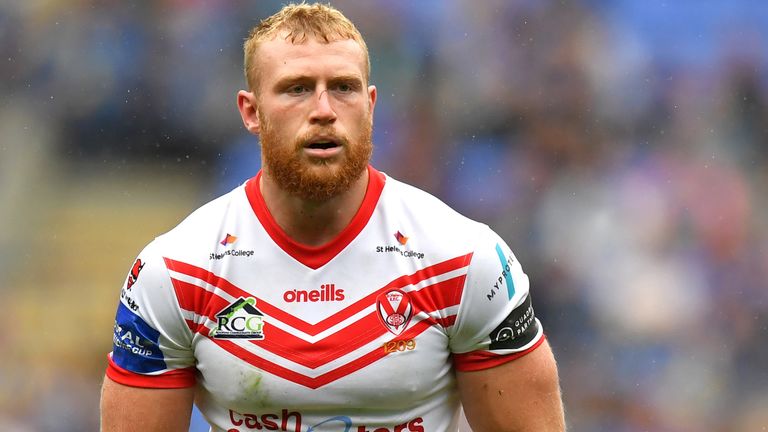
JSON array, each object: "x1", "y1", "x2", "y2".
[{"x1": 1, "y1": 0, "x2": 767, "y2": 431}]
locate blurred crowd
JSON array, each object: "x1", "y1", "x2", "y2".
[{"x1": 2, "y1": 0, "x2": 767, "y2": 431}]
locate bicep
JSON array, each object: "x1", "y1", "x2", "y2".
[
  {"x1": 456, "y1": 339, "x2": 565, "y2": 432},
  {"x1": 100, "y1": 375, "x2": 195, "y2": 432}
]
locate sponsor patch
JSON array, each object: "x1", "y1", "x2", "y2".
[
  {"x1": 283, "y1": 284, "x2": 345, "y2": 303},
  {"x1": 376, "y1": 289, "x2": 413, "y2": 335},
  {"x1": 229, "y1": 409, "x2": 424, "y2": 432},
  {"x1": 394, "y1": 230, "x2": 409, "y2": 245},
  {"x1": 112, "y1": 302, "x2": 166, "y2": 373},
  {"x1": 220, "y1": 233, "x2": 238, "y2": 246},
  {"x1": 375, "y1": 229, "x2": 424, "y2": 259},
  {"x1": 120, "y1": 287, "x2": 140, "y2": 312},
  {"x1": 212, "y1": 297, "x2": 266, "y2": 339},
  {"x1": 210, "y1": 232, "x2": 254, "y2": 260},
  {"x1": 488, "y1": 294, "x2": 539, "y2": 350},
  {"x1": 375, "y1": 245, "x2": 425, "y2": 259},
  {"x1": 209, "y1": 249, "x2": 255, "y2": 260},
  {"x1": 486, "y1": 244, "x2": 515, "y2": 301}
]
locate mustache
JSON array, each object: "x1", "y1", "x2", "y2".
[{"x1": 296, "y1": 128, "x2": 350, "y2": 148}]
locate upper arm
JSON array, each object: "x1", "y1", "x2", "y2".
[
  {"x1": 102, "y1": 241, "x2": 198, "y2": 430},
  {"x1": 449, "y1": 226, "x2": 564, "y2": 430},
  {"x1": 449, "y1": 226, "x2": 544, "y2": 370},
  {"x1": 107, "y1": 242, "x2": 197, "y2": 387},
  {"x1": 456, "y1": 339, "x2": 565, "y2": 432},
  {"x1": 101, "y1": 375, "x2": 195, "y2": 432}
]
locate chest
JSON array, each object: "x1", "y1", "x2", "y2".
[
  {"x1": 194, "y1": 320, "x2": 456, "y2": 414},
  {"x1": 184, "y1": 247, "x2": 466, "y2": 415}
]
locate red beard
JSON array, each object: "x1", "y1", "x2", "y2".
[{"x1": 259, "y1": 113, "x2": 373, "y2": 202}]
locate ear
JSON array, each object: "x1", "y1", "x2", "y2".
[
  {"x1": 237, "y1": 90, "x2": 261, "y2": 134},
  {"x1": 367, "y1": 85, "x2": 377, "y2": 118}
]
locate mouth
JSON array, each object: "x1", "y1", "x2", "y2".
[
  {"x1": 302, "y1": 136, "x2": 343, "y2": 158},
  {"x1": 306, "y1": 140, "x2": 339, "y2": 150}
]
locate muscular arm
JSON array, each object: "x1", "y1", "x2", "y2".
[
  {"x1": 457, "y1": 340, "x2": 565, "y2": 432},
  {"x1": 100, "y1": 376, "x2": 195, "y2": 432}
]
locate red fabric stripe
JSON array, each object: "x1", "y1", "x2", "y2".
[
  {"x1": 105, "y1": 354, "x2": 196, "y2": 388},
  {"x1": 162, "y1": 253, "x2": 474, "y2": 380},
  {"x1": 173, "y1": 275, "x2": 468, "y2": 367},
  {"x1": 184, "y1": 319, "x2": 197, "y2": 332},
  {"x1": 434, "y1": 315, "x2": 457, "y2": 328},
  {"x1": 195, "y1": 311, "x2": 388, "y2": 371},
  {"x1": 254, "y1": 314, "x2": 384, "y2": 369},
  {"x1": 313, "y1": 319, "x2": 433, "y2": 387},
  {"x1": 408, "y1": 275, "x2": 466, "y2": 319},
  {"x1": 452, "y1": 335, "x2": 547, "y2": 372},
  {"x1": 170, "y1": 278, "x2": 231, "y2": 318},
  {"x1": 208, "y1": 319, "x2": 435, "y2": 389},
  {"x1": 177, "y1": 278, "x2": 215, "y2": 316},
  {"x1": 168, "y1": 278, "x2": 225, "y2": 332},
  {"x1": 163, "y1": 252, "x2": 472, "y2": 336},
  {"x1": 245, "y1": 165, "x2": 386, "y2": 270}
]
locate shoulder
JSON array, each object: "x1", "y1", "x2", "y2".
[
  {"x1": 152, "y1": 183, "x2": 250, "y2": 255},
  {"x1": 381, "y1": 174, "x2": 457, "y2": 211},
  {"x1": 378, "y1": 172, "x2": 495, "y2": 247}
]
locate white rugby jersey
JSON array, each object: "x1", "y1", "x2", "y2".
[{"x1": 107, "y1": 166, "x2": 545, "y2": 432}]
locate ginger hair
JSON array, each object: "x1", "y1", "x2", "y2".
[{"x1": 243, "y1": 2, "x2": 370, "y2": 92}]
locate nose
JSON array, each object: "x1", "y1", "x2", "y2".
[{"x1": 309, "y1": 88, "x2": 337, "y2": 125}]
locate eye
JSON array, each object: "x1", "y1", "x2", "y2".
[
  {"x1": 287, "y1": 85, "x2": 309, "y2": 95},
  {"x1": 333, "y1": 80, "x2": 361, "y2": 94}
]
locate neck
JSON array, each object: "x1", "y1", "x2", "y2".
[{"x1": 259, "y1": 168, "x2": 370, "y2": 247}]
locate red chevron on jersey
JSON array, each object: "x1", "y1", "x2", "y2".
[
  {"x1": 207, "y1": 318, "x2": 435, "y2": 389},
  {"x1": 164, "y1": 253, "x2": 471, "y2": 336},
  {"x1": 164, "y1": 255, "x2": 471, "y2": 383},
  {"x1": 170, "y1": 275, "x2": 466, "y2": 369}
]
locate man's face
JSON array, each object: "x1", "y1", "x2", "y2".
[{"x1": 248, "y1": 35, "x2": 376, "y2": 202}]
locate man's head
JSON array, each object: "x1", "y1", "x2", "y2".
[{"x1": 237, "y1": 3, "x2": 376, "y2": 202}]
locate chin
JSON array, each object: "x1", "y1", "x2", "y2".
[{"x1": 261, "y1": 124, "x2": 372, "y2": 201}]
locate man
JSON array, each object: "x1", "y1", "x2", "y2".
[{"x1": 100, "y1": 3, "x2": 565, "y2": 431}]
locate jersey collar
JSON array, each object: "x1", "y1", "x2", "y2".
[{"x1": 245, "y1": 165, "x2": 386, "y2": 270}]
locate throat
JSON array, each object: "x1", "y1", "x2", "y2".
[
  {"x1": 259, "y1": 169, "x2": 370, "y2": 247},
  {"x1": 285, "y1": 211, "x2": 348, "y2": 247}
]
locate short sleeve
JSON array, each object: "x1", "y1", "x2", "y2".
[
  {"x1": 449, "y1": 226, "x2": 545, "y2": 371},
  {"x1": 105, "y1": 240, "x2": 197, "y2": 388}
]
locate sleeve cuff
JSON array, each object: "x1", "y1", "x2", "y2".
[
  {"x1": 106, "y1": 354, "x2": 196, "y2": 388},
  {"x1": 453, "y1": 334, "x2": 546, "y2": 372}
]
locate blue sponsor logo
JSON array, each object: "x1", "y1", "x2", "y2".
[
  {"x1": 112, "y1": 302, "x2": 166, "y2": 373},
  {"x1": 487, "y1": 244, "x2": 516, "y2": 302},
  {"x1": 494, "y1": 244, "x2": 515, "y2": 299},
  {"x1": 306, "y1": 415, "x2": 353, "y2": 431}
]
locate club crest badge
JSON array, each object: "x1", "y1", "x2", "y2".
[{"x1": 376, "y1": 289, "x2": 413, "y2": 335}]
